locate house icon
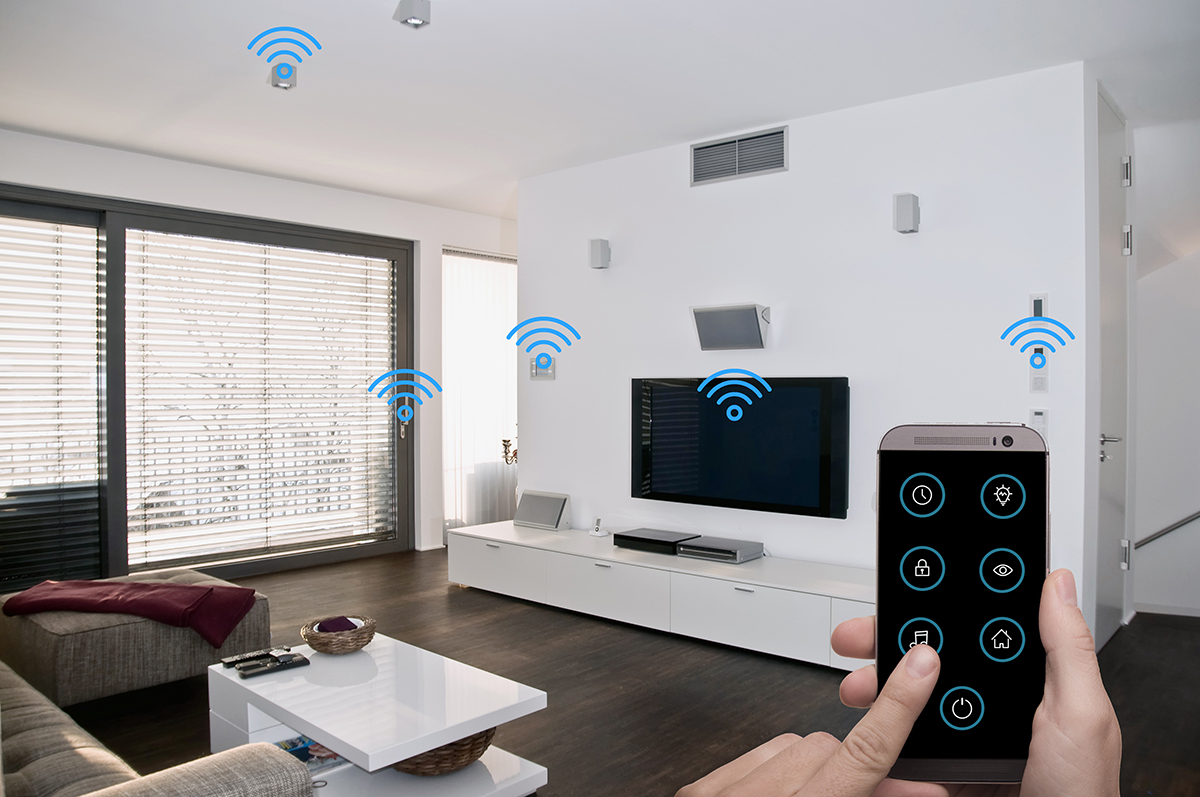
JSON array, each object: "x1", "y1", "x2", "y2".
[{"x1": 991, "y1": 629, "x2": 1012, "y2": 650}]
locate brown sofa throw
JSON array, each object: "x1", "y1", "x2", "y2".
[{"x1": 2, "y1": 580, "x2": 256, "y2": 647}]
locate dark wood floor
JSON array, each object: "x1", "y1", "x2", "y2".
[{"x1": 65, "y1": 550, "x2": 1199, "y2": 796}]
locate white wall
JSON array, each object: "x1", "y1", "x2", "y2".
[
  {"x1": 0, "y1": 127, "x2": 517, "y2": 551},
  {"x1": 518, "y1": 65, "x2": 1094, "y2": 597},
  {"x1": 1132, "y1": 248, "x2": 1200, "y2": 614}
]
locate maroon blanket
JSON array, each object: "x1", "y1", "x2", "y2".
[{"x1": 2, "y1": 580, "x2": 256, "y2": 648}]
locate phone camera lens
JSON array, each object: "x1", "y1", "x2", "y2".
[{"x1": 1002, "y1": 435, "x2": 1014, "y2": 447}]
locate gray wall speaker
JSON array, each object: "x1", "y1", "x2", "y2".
[
  {"x1": 894, "y1": 193, "x2": 920, "y2": 233},
  {"x1": 692, "y1": 304, "x2": 770, "y2": 350},
  {"x1": 589, "y1": 239, "x2": 610, "y2": 269},
  {"x1": 513, "y1": 490, "x2": 571, "y2": 530}
]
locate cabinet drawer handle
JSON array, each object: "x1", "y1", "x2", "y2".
[
  {"x1": 594, "y1": 562, "x2": 612, "y2": 568},
  {"x1": 485, "y1": 543, "x2": 501, "y2": 549},
  {"x1": 734, "y1": 586, "x2": 755, "y2": 593}
]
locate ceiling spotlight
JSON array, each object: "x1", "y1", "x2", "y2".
[{"x1": 394, "y1": 0, "x2": 431, "y2": 28}]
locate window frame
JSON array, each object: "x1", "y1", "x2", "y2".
[{"x1": 0, "y1": 182, "x2": 415, "y2": 579}]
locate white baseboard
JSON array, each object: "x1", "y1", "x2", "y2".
[{"x1": 1133, "y1": 602, "x2": 1200, "y2": 618}]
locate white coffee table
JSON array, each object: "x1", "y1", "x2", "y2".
[{"x1": 208, "y1": 634, "x2": 547, "y2": 797}]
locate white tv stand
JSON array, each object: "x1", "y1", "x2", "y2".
[{"x1": 447, "y1": 522, "x2": 875, "y2": 670}]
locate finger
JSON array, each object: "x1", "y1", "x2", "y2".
[
  {"x1": 832, "y1": 615, "x2": 876, "y2": 659},
  {"x1": 1038, "y1": 569, "x2": 1121, "y2": 733},
  {"x1": 840, "y1": 664, "x2": 879, "y2": 709},
  {"x1": 802, "y1": 644, "x2": 941, "y2": 795},
  {"x1": 870, "y1": 777, "x2": 952, "y2": 797},
  {"x1": 676, "y1": 733, "x2": 802, "y2": 797},
  {"x1": 708, "y1": 732, "x2": 841, "y2": 797}
]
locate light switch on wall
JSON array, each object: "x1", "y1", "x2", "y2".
[{"x1": 530, "y1": 357, "x2": 555, "y2": 380}]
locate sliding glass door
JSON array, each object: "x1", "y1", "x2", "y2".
[
  {"x1": 0, "y1": 213, "x2": 102, "y2": 589},
  {"x1": 124, "y1": 228, "x2": 402, "y2": 570}
]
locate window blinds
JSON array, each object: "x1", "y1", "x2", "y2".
[
  {"x1": 0, "y1": 215, "x2": 101, "y2": 589},
  {"x1": 125, "y1": 229, "x2": 396, "y2": 570}
]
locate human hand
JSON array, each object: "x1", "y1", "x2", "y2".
[
  {"x1": 675, "y1": 643, "x2": 947, "y2": 797},
  {"x1": 831, "y1": 568, "x2": 1122, "y2": 797}
]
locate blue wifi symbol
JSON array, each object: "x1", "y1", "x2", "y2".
[
  {"x1": 506, "y1": 316, "x2": 582, "y2": 370},
  {"x1": 698, "y1": 369, "x2": 773, "y2": 422},
  {"x1": 1000, "y1": 316, "x2": 1076, "y2": 369},
  {"x1": 368, "y1": 369, "x2": 443, "y2": 422},
  {"x1": 247, "y1": 27, "x2": 322, "y2": 85}
]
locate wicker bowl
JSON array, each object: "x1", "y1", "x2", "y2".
[
  {"x1": 392, "y1": 727, "x2": 496, "y2": 776},
  {"x1": 300, "y1": 615, "x2": 377, "y2": 655}
]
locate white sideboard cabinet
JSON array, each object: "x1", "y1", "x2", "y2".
[{"x1": 447, "y1": 522, "x2": 875, "y2": 670}]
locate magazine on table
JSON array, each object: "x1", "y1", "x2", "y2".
[{"x1": 274, "y1": 735, "x2": 349, "y2": 776}]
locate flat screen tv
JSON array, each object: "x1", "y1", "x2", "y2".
[{"x1": 631, "y1": 376, "x2": 849, "y2": 518}]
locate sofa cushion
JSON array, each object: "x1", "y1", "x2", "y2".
[{"x1": 0, "y1": 662, "x2": 136, "y2": 797}]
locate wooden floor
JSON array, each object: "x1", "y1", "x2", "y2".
[{"x1": 65, "y1": 549, "x2": 1199, "y2": 796}]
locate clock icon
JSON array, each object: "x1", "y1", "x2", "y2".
[{"x1": 900, "y1": 473, "x2": 945, "y2": 518}]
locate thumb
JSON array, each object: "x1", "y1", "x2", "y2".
[
  {"x1": 1039, "y1": 569, "x2": 1108, "y2": 716},
  {"x1": 802, "y1": 644, "x2": 940, "y2": 795}
]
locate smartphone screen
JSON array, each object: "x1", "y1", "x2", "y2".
[{"x1": 877, "y1": 425, "x2": 1047, "y2": 782}]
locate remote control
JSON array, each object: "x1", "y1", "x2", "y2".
[
  {"x1": 236, "y1": 652, "x2": 310, "y2": 678},
  {"x1": 222, "y1": 646, "x2": 290, "y2": 668}
]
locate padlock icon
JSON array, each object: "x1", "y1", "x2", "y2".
[{"x1": 914, "y1": 558, "x2": 931, "y2": 577}]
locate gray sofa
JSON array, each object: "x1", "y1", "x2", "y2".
[
  {"x1": 0, "y1": 571, "x2": 270, "y2": 707},
  {"x1": 0, "y1": 659, "x2": 312, "y2": 797}
]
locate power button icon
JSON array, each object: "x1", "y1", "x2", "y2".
[{"x1": 940, "y1": 686, "x2": 984, "y2": 731}]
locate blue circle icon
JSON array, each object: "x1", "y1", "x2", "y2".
[
  {"x1": 1029, "y1": 351, "x2": 1046, "y2": 369},
  {"x1": 981, "y1": 474, "x2": 1026, "y2": 519},
  {"x1": 980, "y1": 548, "x2": 1025, "y2": 593},
  {"x1": 900, "y1": 546, "x2": 945, "y2": 591},
  {"x1": 901, "y1": 472, "x2": 945, "y2": 518},
  {"x1": 897, "y1": 616, "x2": 943, "y2": 655},
  {"x1": 395, "y1": 404, "x2": 414, "y2": 422},
  {"x1": 726, "y1": 405, "x2": 743, "y2": 422},
  {"x1": 940, "y1": 686, "x2": 984, "y2": 731},
  {"x1": 979, "y1": 617, "x2": 1025, "y2": 663},
  {"x1": 535, "y1": 352, "x2": 551, "y2": 369},
  {"x1": 276, "y1": 63, "x2": 293, "y2": 79}
]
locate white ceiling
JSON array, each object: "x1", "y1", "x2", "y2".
[{"x1": 1, "y1": 0, "x2": 1198, "y2": 220}]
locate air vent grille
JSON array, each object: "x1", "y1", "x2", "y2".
[
  {"x1": 691, "y1": 126, "x2": 787, "y2": 185},
  {"x1": 914, "y1": 436, "x2": 992, "y2": 446}
]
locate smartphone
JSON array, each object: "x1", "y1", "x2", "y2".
[{"x1": 877, "y1": 424, "x2": 1048, "y2": 783}]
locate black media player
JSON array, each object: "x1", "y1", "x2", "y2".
[{"x1": 612, "y1": 528, "x2": 700, "y2": 555}]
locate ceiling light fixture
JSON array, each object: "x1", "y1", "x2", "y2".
[{"x1": 394, "y1": 0, "x2": 431, "y2": 28}]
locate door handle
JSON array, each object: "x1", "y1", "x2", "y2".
[
  {"x1": 594, "y1": 562, "x2": 612, "y2": 568},
  {"x1": 485, "y1": 543, "x2": 501, "y2": 549},
  {"x1": 734, "y1": 586, "x2": 755, "y2": 593},
  {"x1": 1100, "y1": 434, "x2": 1122, "y2": 444}
]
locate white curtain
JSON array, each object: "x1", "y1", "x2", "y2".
[{"x1": 442, "y1": 249, "x2": 518, "y2": 530}]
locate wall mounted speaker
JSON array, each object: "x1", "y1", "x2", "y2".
[
  {"x1": 692, "y1": 304, "x2": 770, "y2": 350},
  {"x1": 589, "y1": 239, "x2": 611, "y2": 269},
  {"x1": 894, "y1": 193, "x2": 920, "y2": 233},
  {"x1": 513, "y1": 490, "x2": 571, "y2": 530}
]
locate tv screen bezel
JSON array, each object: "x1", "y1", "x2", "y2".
[{"x1": 630, "y1": 376, "x2": 849, "y2": 519}]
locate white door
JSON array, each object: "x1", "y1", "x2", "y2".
[{"x1": 1095, "y1": 93, "x2": 1129, "y2": 648}]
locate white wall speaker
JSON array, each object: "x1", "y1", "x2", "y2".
[
  {"x1": 894, "y1": 193, "x2": 920, "y2": 233},
  {"x1": 589, "y1": 239, "x2": 611, "y2": 269},
  {"x1": 692, "y1": 304, "x2": 770, "y2": 350}
]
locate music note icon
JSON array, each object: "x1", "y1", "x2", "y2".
[{"x1": 909, "y1": 629, "x2": 929, "y2": 649}]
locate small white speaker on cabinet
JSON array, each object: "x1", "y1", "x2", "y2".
[{"x1": 513, "y1": 490, "x2": 571, "y2": 531}]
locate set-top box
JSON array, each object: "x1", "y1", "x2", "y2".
[
  {"x1": 676, "y1": 536, "x2": 763, "y2": 564},
  {"x1": 612, "y1": 528, "x2": 699, "y2": 555}
]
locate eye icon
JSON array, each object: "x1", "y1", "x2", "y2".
[{"x1": 993, "y1": 563, "x2": 1014, "y2": 577}]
